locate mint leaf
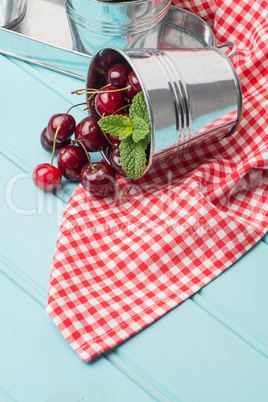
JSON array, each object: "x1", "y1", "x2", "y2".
[
  {"x1": 132, "y1": 116, "x2": 150, "y2": 143},
  {"x1": 98, "y1": 115, "x2": 133, "y2": 140},
  {"x1": 97, "y1": 91, "x2": 151, "y2": 180},
  {"x1": 144, "y1": 132, "x2": 151, "y2": 146},
  {"x1": 129, "y1": 91, "x2": 151, "y2": 128},
  {"x1": 119, "y1": 136, "x2": 148, "y2": 180}
]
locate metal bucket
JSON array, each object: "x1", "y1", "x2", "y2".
[
  {"x1": 0, "y1": 0, "x2": 27, "y2": 29},
  {"x1": 87, "y1": 45, "x2": 242, "y2": 177},
  {"x1": 64, "y1": 0, "x2": 171, "y2": 54}
]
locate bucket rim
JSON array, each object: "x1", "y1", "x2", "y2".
[{"x1": 65, "y1": 0, "x2": 171, "y2": 32}]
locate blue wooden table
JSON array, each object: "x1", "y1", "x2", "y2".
[{"x1": 0, "y1": 28, "x2": 268, "y2": 402}]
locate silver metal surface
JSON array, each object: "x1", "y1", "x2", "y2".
[
  {"x1": 13, "y1": 0, "x2": 214, "y2": 53},
  {"x1": 87, "y1": 47, "x2": 242, "y2": 177},
  {"x1": 154, "y1": 5, "x2": 215, "y2": 48},
  {"x1": 65, "y1": 2, "x2": 215, "y2": 54},
  {"x1": 65, "y1": 0, "x2": 171, "y2": 54},
  {"x1": 16, "y1": 0, "x2": 73, "y2": 50},
  {"x1": 0, "y1": 27, "x2": 91, "y2": 79},
  {"x1": 0, "y1": 0, "x2": 26, "y2": 29},
  {"x1": 122, "y1": 5, "x2": 215, "y2": 50},
  {"x1": 65, "y1": 2, "x2": 215, "y2": 55},
  {"x1": 0, "y1": 46, "x2": 86, "y2": 79},
  {"x1": 0, "y1": 4, "x2": 214, "y2": 82},
  {"x1": 216, "y1": 41, "x2": 236, "y2": 59}
]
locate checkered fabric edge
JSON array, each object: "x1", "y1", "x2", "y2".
[{"x1": 46, "y1": 0, "x2": 268, "y2": 361}]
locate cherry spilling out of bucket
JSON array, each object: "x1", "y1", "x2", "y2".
[{"x1": 33, "y1": 54, "x2": 151, "y2": 197}]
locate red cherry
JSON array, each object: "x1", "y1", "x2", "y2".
[
  {"x1": 108, "y1": 134, "x2": 121, "y2": 147},
  {"x1": 95, "y1": 85, "x2": 127, "y2": 116},
  {"x1": 47, "y1": 113, "x2": 76, "y2": 142},
  {"x1": 75, "y1": 115, "x2": 108, "y2": 152},
  {"x1": 87, "y1": 62, "x2": 107, "y2": 90},
  {"x1": 99, "y1": 49, "x2": 124, "y2": 72},
  {"x1": 40, "y1": 127, "x2": 70, "y2": 152},
  {"x1": 57, "y1": 145, "x2": 88, "y2": 181},
  {"x1": 107, "y1": 113, "x2": 128, "y2": 146},
  {"x1": 125, "y1": 71, "x2": 142, "y2": 99},
  {"x1": 107, "y1": 62, "x2": 132, "y2": 88},
  {"x1": 80, "y1": 161, "x2": 116, "y2": 197},
  {"x1": 32, "y1": 163, "x2": 62, "y2": 191},
  {"x1": 108, "y1": 146, "x2": 127, "y2": 177}
]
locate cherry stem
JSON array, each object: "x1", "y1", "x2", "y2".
[
  {"x1": 86, "y1": 92, "x2": 97, "y2": 108},
  {"x1": 66, "y1": 102, "x2": 88, "y2": 114},
  {"x1": 112, "y1": 103, "x2": 131, "y2": 115},
  {"x1": 102, "y1": 129, "x2": 115, "y2": 147},
  {"x1": 73, "y1": 84, "x2": 131, "y2": 96},
  {"x1": 71, "y1": 88, "x2": 97, "y2": 95},
  {"x1": 71, "y1": 84, "x2": 111, "y2": 95},
  {"x1": 72, "y1": 139, "x2": 96, "y2": 172},
  {"x1": 121, "y1": 179, "x2": 133, "y2": 198},
  {"x1": 50, "y1": 125, "x2": 61, "y2": 166}
]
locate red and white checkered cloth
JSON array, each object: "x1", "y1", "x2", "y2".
[{"x1": 46, "y1": 0, "x2": 268, "y2": 362}]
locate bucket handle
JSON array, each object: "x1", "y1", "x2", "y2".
[{"x1": 216, "y1": 41, "x2": 236, "y2": 59}]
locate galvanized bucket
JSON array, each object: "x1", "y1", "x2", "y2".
[
  {"x1": 87, "y1": 45, "x2": 242, "y2": 177},
  {"x1": 64, "y1": 0, "x2": 171, "y2": 54},
  {"x1": 0, "y1": 0, "x2": 27, "y2": 29}
]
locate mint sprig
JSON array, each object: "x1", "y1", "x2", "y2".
[
  {"x1": 129, "y1": 91, "x2": 151, "y2": 128},
  {"x1": 98, "y1": 91, "x2": 151, "y2": 180},
  {"x1": 98, "y1": 114, "x2": 133, "y2": 140},
  {"x1": 132, "y1": 116, "x2": 150, "y2": 143},
  {"x1": 119, "y1": 137, "x2": 148, "y2": 180}
]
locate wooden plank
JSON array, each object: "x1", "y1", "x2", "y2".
[
  {"x1": 0, "y1": 272, "x2": 155, "y2": 402},
  {"x1": 0, "y1": 55, "x2": 87, "y2": 166},
  {"x1": 0, "y1": 55, "x2": 99, "y2": 299},
  {"x1": 194, "y1": 240, "x2": 268, "y2": 352},
  {"x1": 106, "y1": 242, "x2": 268, "y2": 400},
  {"x1": 0, "y1": 153, "x2": 64, "y2": 298},
  {"x1": 108, "y1": 298, "x2": 268, "y2": 402}
]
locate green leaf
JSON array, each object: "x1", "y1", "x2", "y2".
[
  {"x1": 144, "y1": 131, "x2": 151, "y2": 146},
  {"x1": 97, "y1": 92, "x2": 151, "y2": 180},
  {"x1": 119, "y1": 136, "x2": 148, "y2": 180},
  {"x1": 132, "y1": 116, "x2": 150, "y2": 143},
  {"x1": 129, "y1": 91, "x2": 151, "y2": 128},
  {"x1": 98, "y1": 115, "x2": 133, "y2": 139}
]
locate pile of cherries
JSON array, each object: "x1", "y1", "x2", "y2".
[{"x1": 32, "y1": 60, "x2": 142, "y2": 197}]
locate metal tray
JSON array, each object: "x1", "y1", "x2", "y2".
[{"x1": 0, "y1": 5, "x2": 215, "y2": 80}]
